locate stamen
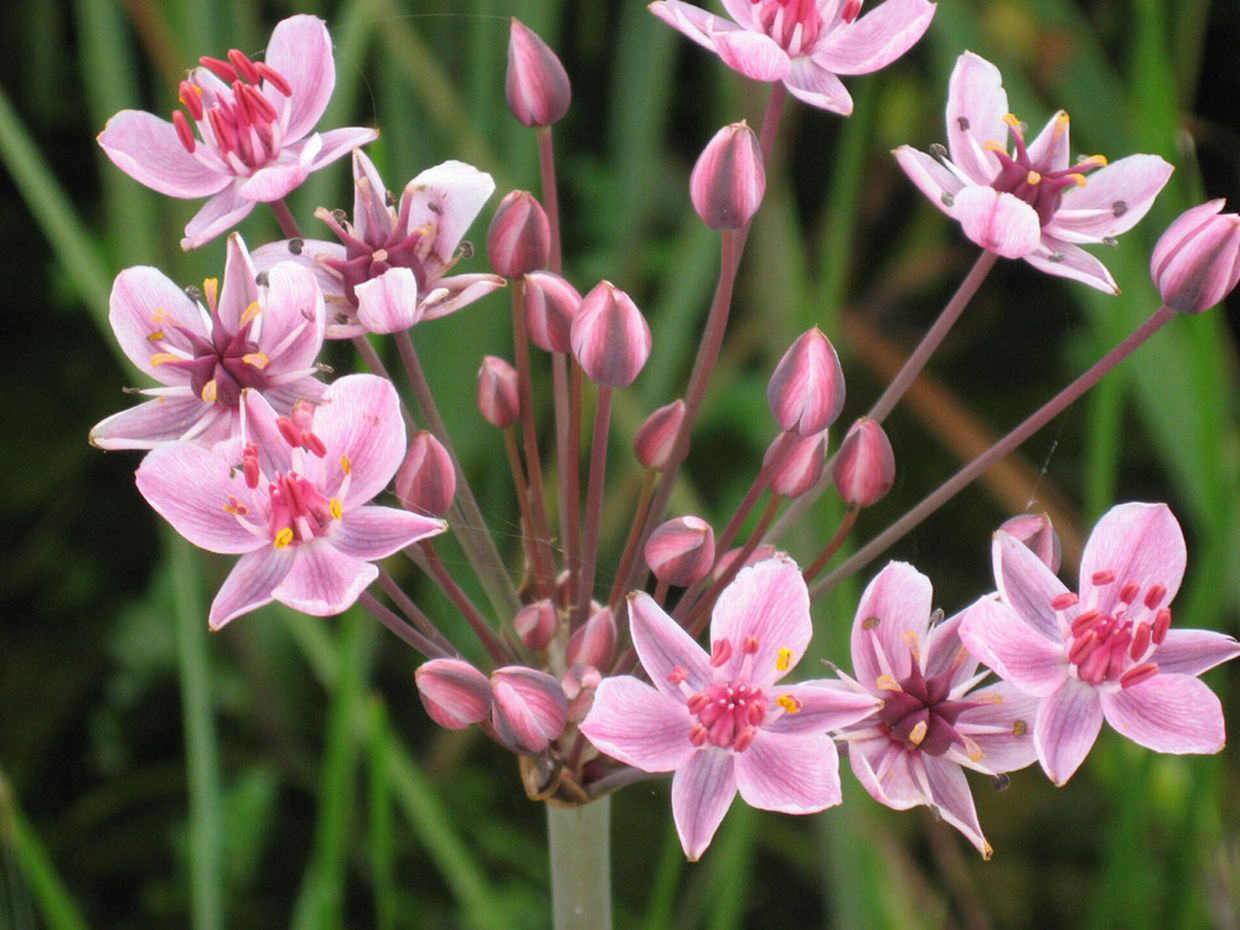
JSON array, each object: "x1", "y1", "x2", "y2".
[
  {"x1": 202, "y1": 277, "x2": 219, "y2": 310},
  {"x1": 775, "y1": 694, "x2": 802, "y2": 714},
  {"x1": 743, "y1": 635, "x2": 760, "y2": 654},
  {"x1": 1068, "y1": 630, "x2": 1099, "y2": 664},
  {"x1": 1070, "y1": 609, "x2": 1101, "y2": 636},
  {"x1": 688, "y1": 724, "x2": 708, "y2": 747},
  {"x1": 330, "y1": 498, "x2": 342, "y2": 520},
  {"x1": 200, "y1": 380, "x2": 218, "y2": 403},
  {"x1": 1119, "y1": 662, "x2": 1159, "y2": 689},
  {"x1": 1026, "y1": 170, "x2": 1042, "y2": 185},
  {"x1": 1091, "y1": 569, "x2": 1116, "y2": 585},
  {"x1": 875, "y1": 674, "x2": 901, "y2": 692},
  {"x1": 178, "y1": 81, "x2": 204, "y2": 120},
  {"x1": 861, "y1": 616, "x2": 880, "y2": 630},
  {"x1": 733, "y1": 727, "x2": 758, "y2": 753},
  {"x1": 666, "y1": 667, "x2": 687, "y2": 685},
  {"x1": 147, "y1": 330, "x2": 165, "y2": 342},
  {"x1": 340, "y1": 455, "x2": 352, "y2": 475},
  {"x1": 172, "y1": 110, "x2": 196, "y2": 153},
  {"x1": 901, "y1": 629, "x2": 920, "y2": 660},
  {"x1": 1069, "y1": 174, "x2": 1088, "y2": 187},
  {"x1": 242, "y1": 352, "x2": 269, "y2": 369},
  {"x1": 1050, "y1": 592, "x2": 1079, "y2": 610},
  {"x1": 199, "y1": 56, "x2": 238, "y2": 82},
  {"x1": 775, "y1": 647, "x2": 792, "y2": 671},
  {"x1": 1143, "y1": 583, "x2": 1167, "y2": 610},
  {"x1": 1118, "y1": 582, "x2": 1140, "y2": 604},
  {"x1": 709, "y1": 639, "x2": 733, "y2": 668},
  {"x1": 1130, "y1": 622, "x2": 1151, "y2": 660},
  {"x1": 686, "y1": 692, "x2": 709, "y2": 715},
  {"x1": 1012, "y1": 719, "x2": 1027, "y2": 736},
  {"x1": 1152, "y1": 608, "x2": 1171, "y2": 644},
  {"x1": 255, "y1": 62, "x2": 292, "y2": 96},
  {"x1": 274, "y1": 527, "x2": 295, "y2": 549},
  {"x1": 908, "y1": 721, "x2": 928, "y2": 746},
  {"x1": 243, "y1": 443, "x2": 260, "y2": 488},
  {"x1": 962, "y1": 735, "x2": 985, "y2": 762},
  {"x1": 227, "y1": 49, "x2": 261, "y2": 84},
  {"x1": 150, "y1": 352, "x2": 180, "y2": 367}
]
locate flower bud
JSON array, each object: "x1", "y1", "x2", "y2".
[
  {"x1": 690, "y1": 121, "x2": 766, "y2": 230},
  {"x1": 477, "y1": 356, "x2": 520, "y2": 428},
  {"x1": 514, "y1": 598, "x2": 559, "y2": 651},
  {"x1": 524, "y1": 270, "x2": 581, "y2": 352},
  {"x1": 565, "y1": 605, "x2": 617, "y2": 670},
  {"x1": 998, "y1": 512, "x2": 1062, "y2": 574},
  {"x1": 506, "y1": 18, "x2": 571, "y2": 128},
  {"x1": 395, "y1": 430, "x2": 456, "y2": 516},
  {"x1": 645, "y1": 516, "x2": 716, "y2": 587},
  {"x1": 1150, "y1": 199, "x2": 1240, "y2": 314},
  {"x1": 765, "y1": 430, "x2": 828, "y2": 498},
  {"x1": 767, "y1": 328, "x2": 846, "y2": 434},
  {"x1": 833, "y1": 417, "x2": 895, "y2": 508},
  {"x1": 570, "y1": 281, "x2": 652, "y2": 387},
  {"x1": 490, "y1": 666, "x2": 569, "y2": 753},
  {"x1": 562, "y1": 663, "x2": 602, "y2": 723},
  {"x1": 415, "y1": 658, "x2": 492, "y2": 730},
  {"x1": 713, "y1": 544, "x2": 779, "y2": 581},
  {"x1": 487, "y1": 190, "x2": 551, "y2": 278},
  {"x1": 634, "y1": 400, "x2": 686, "y2": 470}
]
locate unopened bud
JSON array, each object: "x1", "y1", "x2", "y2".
[
  {"x1": 998, "y1": 512, "x2": 1062, "y2": 574},
  {"x1": 690, "y1": 121, "x2": 766, "y2": 230},
  {"x1": 766, "y1": 430, "x2": 828, "y2": 498},
  {"x1": 524, "y1": 270, "x2": 581, "y2": 352},
  {"x1": 487, "y1": 190, "x2": 550, "y2": 278},
  {"x1": 713, "y1": 544, "x2": 779, "y2": 581},
  {"x1": 767, "y1": 328, "x2": 846, "y2": 434},
  {"x1": 562, "y1": 663, "x2": 602, "y2": 723},
  {"x1": 396, "y1": 430, "x2": 456, "y2": 516},
  {"x1": 1151, "y1": 199, "x2": 1240, "y2": 315},
  {"x1": 571, "y1": 281, "x2": 652, "y2": 387},
  {"x1": 415, "y1": 658, "x2": 492, "y2": 730},
  {"x1": 645, "y1": 516, "x2": 716, "y2": 587},
  {"x1": 833, "y1": 417, "x2": 895, "y2": 508},
  {"x1": 477, "y1": 356, "x2": 520, "y2": 427},
  {"x1": 566, "y1": 605, "x2": 617, "y2": 670},
  {"x1": 490, "y1": 666, "x2": 569, "y2": 753},
  {"x1": 514, "y1": 598, "x2": 559, "y2": 651},
  {"x1": 634, "y1": 400, "x2": 686, "y2": 470},
  {"x1": 506, "y1": 18, "x2": 571, "y2": 128}
]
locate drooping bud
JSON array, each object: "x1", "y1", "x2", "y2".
[
  {"x1": 562, "y1": 663, "x2": 602, "y2": 723},
  {"x1": 645, "y1": 516, "x2": 716, "y2": 587},
  {"x1": 396, "y1": 430, "x2": 456, "y2": 516},
  {"x1": 767, "y1": 328, "x2": 846, "y2": 434},
  {"x1": 506, "y1": 18, "x2": 571, "y2": 128},
  {"x1": 487, "y1": 190, "x2": 551, "y2": 278},
  {"x1": 524, "y1": 270, "x2": 581, "y2": 352},
  {"x1": 570, "y1": 281, "x2": 652, "y2": 387},
  {"x1": 690, "y1": 121, "x2": 766, "y2": 230},
  {"x1": 490, "y1": 666, "x2": 569, "y2": 753},
  {"x1": 565, "y1": 605, "x2": 617, "y2": 670},
  {"x1": 713, "y1": 544, "x2": 779, "y2": 581},
  {"x1": 766, "y1": 430, "x2": 828, "y2": 498},
  {"x1": 998, "y1": 512, "x2": 1062, "y2": 574},
  {"x1": 415, "y1": 658, "x2": 492, "y2": 730},
  {"x1": 514, "y1": 598, "x2": 559, "y2": 651},
  {"x1": 477, "y1": 356, "x2": 521, "y2": 427},
  {"x1": 833, "y1": 417, "x2": 895, "y2": 508},
  {"x1": 1150, "y1": 199, "x2": 1240, "y2": 315},
  {"x1": 634, "y1": 400, "x2": 686, "y2": 470}
]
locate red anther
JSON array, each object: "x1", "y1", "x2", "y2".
[
  {"x1": 227, "y1": 48, "x2": 260, "y2": 84},
  {"x1": 242, "y1": 443, "x2": 260, "y2": 488},
  {"x1": 1143, "y1": 583, "x2": 1167, "y2": 610},
  {"x1": 710, "y1": 638, "x2": 733, "y2": 668},
  {"x1": 199, "y1": 55, "x2": 238, "y2": 82},
  {"x1": 746, "y1": 701, "x2": 765, "y2": 726},
  {"x1": 255, "y1": 62, "x2": 292, "y2": 96},
  {"x1": 242, "y1": 83, "x2": 277, "y2": 122},
  {"x1": 841, "y1": 0, "x2": 862, "y2": 22},
  {"x1": 666, "y1": 667, "x2": 687, "y2": 686},
  {"x1": 1068, "y1": 630, "x2": 1099, "y2": 664},
  {"x1": 1091, "y1": 569, "x2": 1116, "y2": 585},
  {"x1": 1050, "y1": 592, "x2": 1079, "y2": 610},
  {"x1": 233, "y1": 81, "x2": 256, "y2": 124},
  {"x1": 1118, "y1": 581, "x2": 1140, "y2": 604},
  {"x1": 302, "y1": 431, "x2": 327, "y2": 458},
  {"x1": 1119, "y1": 662, "x2": 1160, "y2": 689},
  {"x1": 178, "y1": 80, "x2": 204, "y2": 119},
  {"x1": 276, "y1": 416, "x2": 301, "y2": 447},
  {"x1": 285, "y1": 474, "x2": 308, "y2": 517},
  {"x1": 1130, "y1": 622, "x2": 1151, "y2": 660},
  {"x1": 172, "y1": 110, "x2": 196, "y2": 153},
  {"x1": 709, "y1": 714, "x2": 735, "y2": 748},
  {"x1": 688, "y1": 724, "x2": 708, "y2": 747},
  {"x1": 733, "y1": 727, "x2": 758, "y2": 753},
  {"x1": 208, "y1": 108, "x2": 236, "y2": 155},
  {"x1": 743, "y1": 635, "x2": 760, "y2": 654},
  {"x1": 1152, "y1": 608, "x2": 1172, "y2": 644},
  {"x1": 1070, "y1": 609, "x2": 1101, "y2": 636},
  {"x1": 1078, "y1": 642, "x2": 1112, "y2": 684},
  {"x1": 686, "y1": 692, "x2": 709, "y2": 715}
]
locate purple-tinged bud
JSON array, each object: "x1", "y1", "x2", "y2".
[
  {"x1": 490, "y1": 666, "x2": 569, "y2": 753},
  {"x1": 833, "y1": 417, "x2": 895, "y2": 508},
  {"x1": 1150, "y1": 199, "x2": 1240, "y2": 315},
  {"x1": 634, "y1": 400, "x2": 686, "y2": 470},
  {"x1": 514, "y1": 598, "x2": 559, "y2": 651},
  {"x1": 524, "y1": 270, "x2": 581, "y2": 352},
  {"x1": 506, "y1": 18, "x2": 571, "y2": 128},
  {"x1": 690, "y1": 121, "x2": 766, "y2": 230},
  {"x1": 767, "y1": 328, "x2": 846, "y2": 435},
  {"x1": 395, "y1": 430, "x2": 456, "y2": 517},
  {"x1": 713, "y1": 544, "x2": 779, "y2": 581},
  {"x1": 566, "y1": 606, "x2": 617, "y2": 670},
  {"x1": 646, "y1": 516, "x2": 716, "y2": 587},
  {"x1": 570, "y1": 281, "x2": 652, "y2": 387},
  {"x1": 766, "y1": 430, "x2": 828, "y2": 498},
  {"x1": 562, "y1": 663, "x2": 602, "y2": 723},
  {"x1": 998, "y1": 512, "x2": 1062, "y2": 574},
  {"x1": 415, "y1": 658, "x2": 492, "y2": 730},
  {"x1": 487, "y1": 190, "x2": 551, "y2": 278},
  {"x1": 477, "y1": 356, "x2": 520, "y2": 427}
]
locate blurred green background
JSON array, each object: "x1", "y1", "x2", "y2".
[{"x1": 2, "y1": 0, "x2": 1238, "y2": 927}]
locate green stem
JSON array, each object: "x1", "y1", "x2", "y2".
[{"x1": 548, "y1": 799, "x2": 612, "y2": 930}]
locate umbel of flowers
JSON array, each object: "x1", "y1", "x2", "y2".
[{"x1": 89, "y1": 8, "x2": 1239, "y2": 925}]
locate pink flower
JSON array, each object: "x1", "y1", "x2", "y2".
[
  {"x1": 253, "y1": 151, "x2": 503, "y2": 338},
  {"x1": 135, "y1": 374, "x2": 445, "y2": 629},
  {"x1": 98, "y1": 15, "x2": 378, "y2": 249},
  {"x1": 836, "y1": 562, "x2": 1040, "y2": 857},
  {"x1": 1150, "y1": 199, "x2": 1240, "y2": 315},
  {"x1": 895, "y1": 52, "x2": 1174, "y2": 293},
  {"x1": 959, "y1": 502, "x2": 1240, "y2": 786},
  {"x1": 90, "y1": 233, "x2": 326, "y2": 451},
  {"x1": 649, "y1": 0, "x2": 936, "y2": 115},
  {"x1": 580, "y1": 557, "x2": 880, "y2": 860}
]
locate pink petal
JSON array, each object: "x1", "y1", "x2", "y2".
[
  {"x1": 182, "y1": 185, "x2": 256, "y2": 250},
  {"x1": 331, "y1": 505, "x2": 445, "y2": 560},
  {"x1": 312, "y1": 375, "x2": 407, "y2": 505},
  {"x1": 957, "y1": 681, "x2": 1040, "y2": 773},
  {"x1": 920, "y1": 755, "x2": 989, "y2": 857},
  {"x1": 815, "y1": 0, "x2": 937, "y2": 76},
  {"x1": 954, "y1": 186, "x2": 1041, "y2": 258},
  {"x1": 628, "y1": 591, "x2": 712, "y2": 700},
  {"x1": 763, "y1": 681, "x2": 881, "y2": 733},
  {"x1": 944, "y1": 52, "x2": 1008, "y2": 184},
  {"x1": 251, "y1": 238, "x2": 348, "y2": 302},
  {"x1": 217, "y1": 233, "x2": 261, "y2": 333},
  {"x1": 578, "y1": 677, "x2": 697, "y2": 771},
  {"x1": 90, "y1": 396, "x2": 213, "y2": 450},
  {"x1": 709, "y1": 557, "x2": 811, "y2": 688},
  {"x1": 356, "y1": 267, "x2": 420, "y2": 334},
  {"x1": 957, "y1": 596, "x2": 1068, "y2": 696},
  {"x1": 264, "y1": 377, "x2": 327, "y2": 411},
  {"x1": 850, "y1": 561, "x2": 932, "y2": 690},
  {"x1": 922, "y1": 610, "x2": 980, "y2": 688},
  {"x1": 490, "y1": 667, "x2": 569, "y2": 753},
  {"x1": 418, "y1": 273, "x2": 507, "y2": 322},
  {"x1": 402, "y1": 160, "x2": 497, "y2": 274},
  {"x1": 258, "y1": 261, "x2": 326, "y2": 372},
  {"x1": 264, "y1": 14, "x2": 335, "y2": 142},
  {"x1": 1025, "y1": 111, "x2": 1071, "y2": 174},
  {"x1": 97, "y1": 110, "x2": 230, "y2": 198},
  {"x1": 671, "y1": 749, "x2": 736, "y2": 861},
  {"x1": 238, "y1": 146, "x2": 315, "y2": 202},
  {"x1": 783, "y1": 57, "x2": 853, "y2": 114},
  {"x1": 1079, "y1": 502, "x2": 1185, "y2": 617},
  {"x1": 108, "y1": 266, "x2": 205, "y2": 380},
  {"x1": 272, "y1": 540, "x2": 377, "y2": 616},
  {"x1": 648, "y1": 1, "x2": 738, "y2": 54},
  {"x1": 848, "y1": 737, "x2": 922, "y2": 809},
  {"x1": 309, "y1": 127, "x2": 380, "y2": 172},
  {"x1": 1100, "y1": 674, "x2": 1225, "y2": 754},
  {"x1": 992, "y1": 529, "x2": 1070, "y2": 641},
  {"x1": 350, "y1": 149, "x2": 393, "y2": 243},
  {"x1": 892, "y1": 146, "x2": 968, "y2": 217},
  {"x1": 240, "y1": 388, "x2": 294, "y2": 479},
  {"x1": 1034, "y1": 678, "x2": 1102, "y2": 785},
  {"x1": 714, "y1": 31, "x2": 790, "y2": 81},
  {"x1": 1154, "y1": 629, "x2": 1240, "y2": 676},
  {"x1": 1048, "y1": 155, "x2": 1174, "y2": 244},
  {"x1": 719, "y1": 0, "x2": 757, "y2": 29},
  {"x1": 735, "y1": 730, "x2": 841, "y2": 813},
  {"x1": 209, "y1": 545, "x2": 295, "y2": 629},
  {"x1": 1023, "y1": 234, "x2": 1118, "y2": 294}
]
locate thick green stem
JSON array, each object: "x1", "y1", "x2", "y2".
[{"x1": 548, "y1": 798, "x2": 612, "y2": 930}]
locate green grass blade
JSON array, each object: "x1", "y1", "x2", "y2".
[
  {"x1": 0, "y1": 773, "x2": 90, "y2": 930},
  {"x1": 366, "y1": 699, "x2": 397, "y2": 930}
]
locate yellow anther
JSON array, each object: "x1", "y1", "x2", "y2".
[
  {"x1": 147, "y1": 330, "x2": 165, "y2": 342},
  {"x1": 330, "y1": 498, "x2": 343, "y2": 520},
  {"x1": 1052, "y1": 111, "x2": 1070, "y2": 140},
  {"x1": 1027, "y1": 170, "x2": 1042, "y2": 186},
  {"x1": 963, "y1": 735, "x2": 985, "y2": 762},
  {"x1": 861, "y1": 616, "x2": 880, "y2": 631},
  {"x1": 200, "y1": 380, "x2": 218, "y2": 403},
  {"x1": 908, "y1": 721, "x2": 928, "y2": 746},
  {"x1": 875, "y1": 674, "x2": 902, "y2": 692},
  {"x1": 274, "y1": 527, "x2": 295, "y2": 549},
  {"x1": 776, "y1": 694, "x2": 802, "y2": 714},
  {"x1": 240, "y1": 300, "x2": 263, "y2": 326},
  {"x1": 150, "y1": 352, "x2": 180, "y2": 367},
  {"x1": 152, "y1": 307, "x2": 168, "y2": 323},
  {"x1": 901, "y1": 629, "x2": 920, "y2": 659},
  {"x1": 1070, "y1": 173, "x2": 1088, "y2": 188},
  {"x1": 202, "y1": 277, "x2": 219, "y2": 307},
  {"x1": 976, "y1": 692, "x2": 1005, "y2": 705},
  {"x1": 1012, "y1": 719, "x2": 1027, "y2": 737},
  {"x1": 242, "y1": 352, "x2": 269, "y2": 369},
  {"x1": 775, "y1": 647, "x2": 793, "y2": 672},
  {"x1": 982, "y1": 841, "x2": 994, "y2": 861},
  {"x1": 983, "y1": 140, "x2": 1007, "y2": 153},
  {"x1": 1002, "y1": 113, "x2": 1021, "y2": 128},
  {"x1": 340, "y1": 455, "x2": 352, "y2": 475}
]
